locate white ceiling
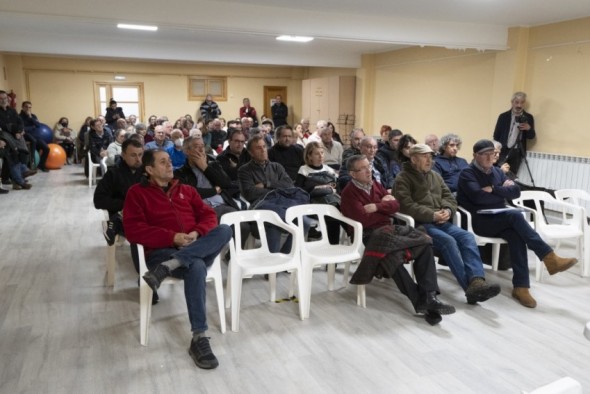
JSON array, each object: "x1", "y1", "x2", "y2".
[{"x1": 1, "y1": 0, "x2": 589, "y2": 68}]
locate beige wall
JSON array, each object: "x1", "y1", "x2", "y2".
[
  {"x1": 4, "y1": 55, "x2": 305, "y2": 130},
  {"x1": 365, "y1": 17, "x2": 590, "y2": 157}
]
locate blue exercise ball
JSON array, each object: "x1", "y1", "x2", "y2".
[{"x1": 31, "y1": 123, "x2": 54, "y2": 145}]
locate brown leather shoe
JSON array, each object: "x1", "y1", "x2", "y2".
[
  {"x1": 543, "y1": 251, "x2": 578, "y2": 275},
  {"x1": 512, "y1": 287, "x2": 537, "y2": 308}
]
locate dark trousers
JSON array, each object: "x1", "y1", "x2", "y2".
[
  {"x1": 363, "y1": 231, "x2": 439, "y2": 310},
  {"x1": 472, "y1": 209, "x2": 552, "y2": 288},
  {"x1": 24, "y1": 133, "x2": 49, "y2": 170}
]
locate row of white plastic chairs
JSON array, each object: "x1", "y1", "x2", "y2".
[{"x1": 106, "y1": 188, "x2": 589, "y2": 345}]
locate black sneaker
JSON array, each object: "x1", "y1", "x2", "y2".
[
  {"x1": 188, "y1": 336, "x2": 219, "y2": 369},
  {"x1": 102, "y1": 220, "x2": 117, "y2": 246},
  {"x1": 0, "y1": 188, "x2": 8, "y2": 194},
  {"x1": 142, "y1": 264, "x2": 170, "y2": 292},
  {"x1": 465, "y1": 277, "x2": 501, "y2": 304}
]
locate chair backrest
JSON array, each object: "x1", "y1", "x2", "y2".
[
  {"x1": 219, "y1": 209, "x2": 299, "y2": 258},
  {"x1": 285, "y1": 204, "x2": 363, "y2": 248},
  {"x1": 555, "y1": 189, "x2": 590, "y2": 226}
]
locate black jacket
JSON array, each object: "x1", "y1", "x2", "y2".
[
  {"x1": 217, "y1": 147, "x2": 251, "y2": 184},
  {"x1": 93, "y1": 160, "x2": 143, "y2": 215},
  {"x1": 493, "y1": 110, "x2": 536, "y2": 160},
  {"x1": 174, "y1": 157, "x2": 240, "y2": 210},
  {"x1": 268, "y1": 143, "x2": 304, "y2": 181}
]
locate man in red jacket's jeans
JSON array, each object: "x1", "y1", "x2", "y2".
[{"x1": 123, "y1": 150, "x2": 231, "y2": 370}]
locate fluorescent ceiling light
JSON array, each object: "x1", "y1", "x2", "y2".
[
  {"x1": 276, "y1": 35, "x2": 314, "y2": 43},
  {"x1": 117, "y1": 23, "x2": 158, "y2": 32},
  {"x1": 114, "y1": 75, "x2": 126, "y2": 80}
]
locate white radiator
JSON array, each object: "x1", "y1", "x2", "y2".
[{"x1": 518, "y1": 151, "x2": 590, "y2": 192}]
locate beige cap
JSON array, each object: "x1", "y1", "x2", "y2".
[{"x1": 409, "y1": 143, "x2": 434, "y2": 156}]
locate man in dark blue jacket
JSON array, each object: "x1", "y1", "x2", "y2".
[
  {"x1": 457, "y1": 139, "x2": 577, "y2": 308},
  {"x1": 19, "y1": 101, "x2": 49, "y2": 171},
  {"x1": 433, "y1": 133, "x2": 469, "y2": 193}
]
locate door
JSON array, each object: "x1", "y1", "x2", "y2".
[{"x1": 264, "y1": 86, "x2": 288, "y2": 125}]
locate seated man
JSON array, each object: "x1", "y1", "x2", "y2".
[
  {"x1": 144, "y1": 125, "x2": 173, "y2": 151},
  {"x1": 376, "y1": 129, "x2": 403, "y2": 179},
  {"x1": 341, "y1": 127, "x2": 365, "y2": 166},
  {"x1": 338, "y1": 137, "x2": 392, "y2": 192},
  {"x1": 123, "y1": 150, "x2": 232, "y2": 370},
  {"x1": 238, "y1": 134, "x2": 308, "y2": 252},
  {"x1": 394, "y1": 143, "x2": 501, "y2": 305},
  {"x1": 457, "y1": 139, "x2": 577, "y2": 308},
  {"x1": 105, "y1": 129, "x2": 126, "y2": 167},
  {"x1": 342, "y1": 155, "x2": 455, "y2": 325},
  {"x1": 268, "y1": 125, "x2": 304, "y2": 181},
  {"x1": 19, "y1": 101, "x2": 49, "y2": 172},
  {"x1": 433, "y1": 133, "x2": 469, "y2": 193},
  {"x1": 217, "y1": 129, "x2": 251, "y2": 188},
  {"x1": 87, "y1": 118, "x2": 113, "y2": 177},
  {"x1": 424, "y1": 134, "x2": 440, "y2": 153},
  {"x1": 93, "y1": 138, "x2": 144, "y2": 246},
  {"x1": 0, "y1": 123, "x2": 34, "y2": 190}
]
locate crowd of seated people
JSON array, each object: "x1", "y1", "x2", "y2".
[{"x1": 80, "y1": 96, "x2": 584, "y2": 370}]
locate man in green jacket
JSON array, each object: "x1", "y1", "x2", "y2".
[{"x1": 394, "y1": 144, "x2": 501, "y2": 305}]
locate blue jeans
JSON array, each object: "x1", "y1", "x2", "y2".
[
  {"x1": 472, "y1": 210, "x2": 552, "y2": 288},
  {"x1": 423, "y1": 222, "x2": 485, "y2": 290},
  {"x1": 10, "y1": 162, "x2": 28, "y2": 185},
  {"x1": 146, "y1": 225, "x2": 232, "y2": 333}
]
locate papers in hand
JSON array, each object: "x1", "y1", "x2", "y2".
[{"x1": 476, "y1": 207, "x2": 525, "y2": 215}]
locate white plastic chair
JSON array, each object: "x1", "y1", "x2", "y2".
[
  {"x1": 555, "y1": 189, "x2": 590, "y2": 277},
  {"x1": 220, "y1": 210, "x2": 305, "y2": 332},
  {"x1": 285, "y1": 204, "x2": 363, "y2": 319},
  {"x1": 138, "y1": 244, "x2": 226, "y2": 346},
  {"x1": 457, "y1": 206, "x2": 507, "y2": 271},
  {"x1": 512, "y1": 190, "x2": 584, "y2": 281},
  {"x1": 88, "y1": 151, "x2": 101, "y2": 187}
]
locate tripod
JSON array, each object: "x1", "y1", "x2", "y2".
[{"x1": 504, "y1": 134, "x2": 536, "y2": 187}]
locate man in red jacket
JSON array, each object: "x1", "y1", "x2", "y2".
[
  {"x1": 341, "y1": 155, "x2": 454, "y2": 325},
  {"x1": 123, "y1": 149, "x2": 232, "y2": 370}
]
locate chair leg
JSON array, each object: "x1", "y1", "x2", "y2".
[
  {"x1": 491, "y1": 244, "x2": 500, "y2": 271},
  {"x1": 583, "y1": 234, "x2": 590, "y2": 277},
  {"x1": 268, "y1": 273, "x2": 277, "y2": 302},
  {"x1": 209, "y1": 257, "x2": 226, "y2": 334},
  {"x1": 535, "y1": 254, "x2": 544, "y2": 282},
  {"x1": 327, "y1": 264, "x2": 336, "y2": 291},
  {"x1": 230, "y1": 272, "x2": 244, "y2": 333},
  {"x1": 140, "y1": 279, "x2": 153, "y2": 346},
  {"x1": 106, "y1": 242, "x2": 117, "y2": 287},
  {"x1": 225, "y1": 262, "x2": 232, "y2": 309},
  {"x1": 295, "y1": 267, "x2": 306, "y2": 321},
  {"x1": 357, "y1": 285, "x2": 366, "y2": 308}
]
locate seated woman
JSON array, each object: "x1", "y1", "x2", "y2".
[
  {"x1": 295, "y1": 141, "x2": 342, "y2": 243},
  {"x1": 53, "y1": 117, "x2": 76, "y2": 164},
  {"x1": 396, "y1": 134, "x2": 417, "y2": 165},
  {"x1": 106, "y1": 129, "x2": 126, "y2": 167}
]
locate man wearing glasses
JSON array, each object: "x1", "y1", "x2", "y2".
[
  {"x1": 457, "y1": 139, "x2": 577, "y2": 308},
  {"x1": 342, "y1": 154, "x2": 455, "y2": 325},
  {"x1": 217, "y1": 129, "x2": 250, "y2": 188}
]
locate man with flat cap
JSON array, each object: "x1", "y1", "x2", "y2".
[
  {"x1": 457, "y1": 139, "x2": 577, "y2": 308},
  {"x1": 394, "y1": 143, "x2": 501, "y2": 305}
]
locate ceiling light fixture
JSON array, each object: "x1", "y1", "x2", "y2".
[
  {"x1": 276, "y1": 35, "x2": 314, "y2": 43},
  {"x1": 114, "y1": 75, "x2": 126, "y2": 80},
  {"x1": 117, "y1": 23, "x2": 158, "y2": 32}
]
